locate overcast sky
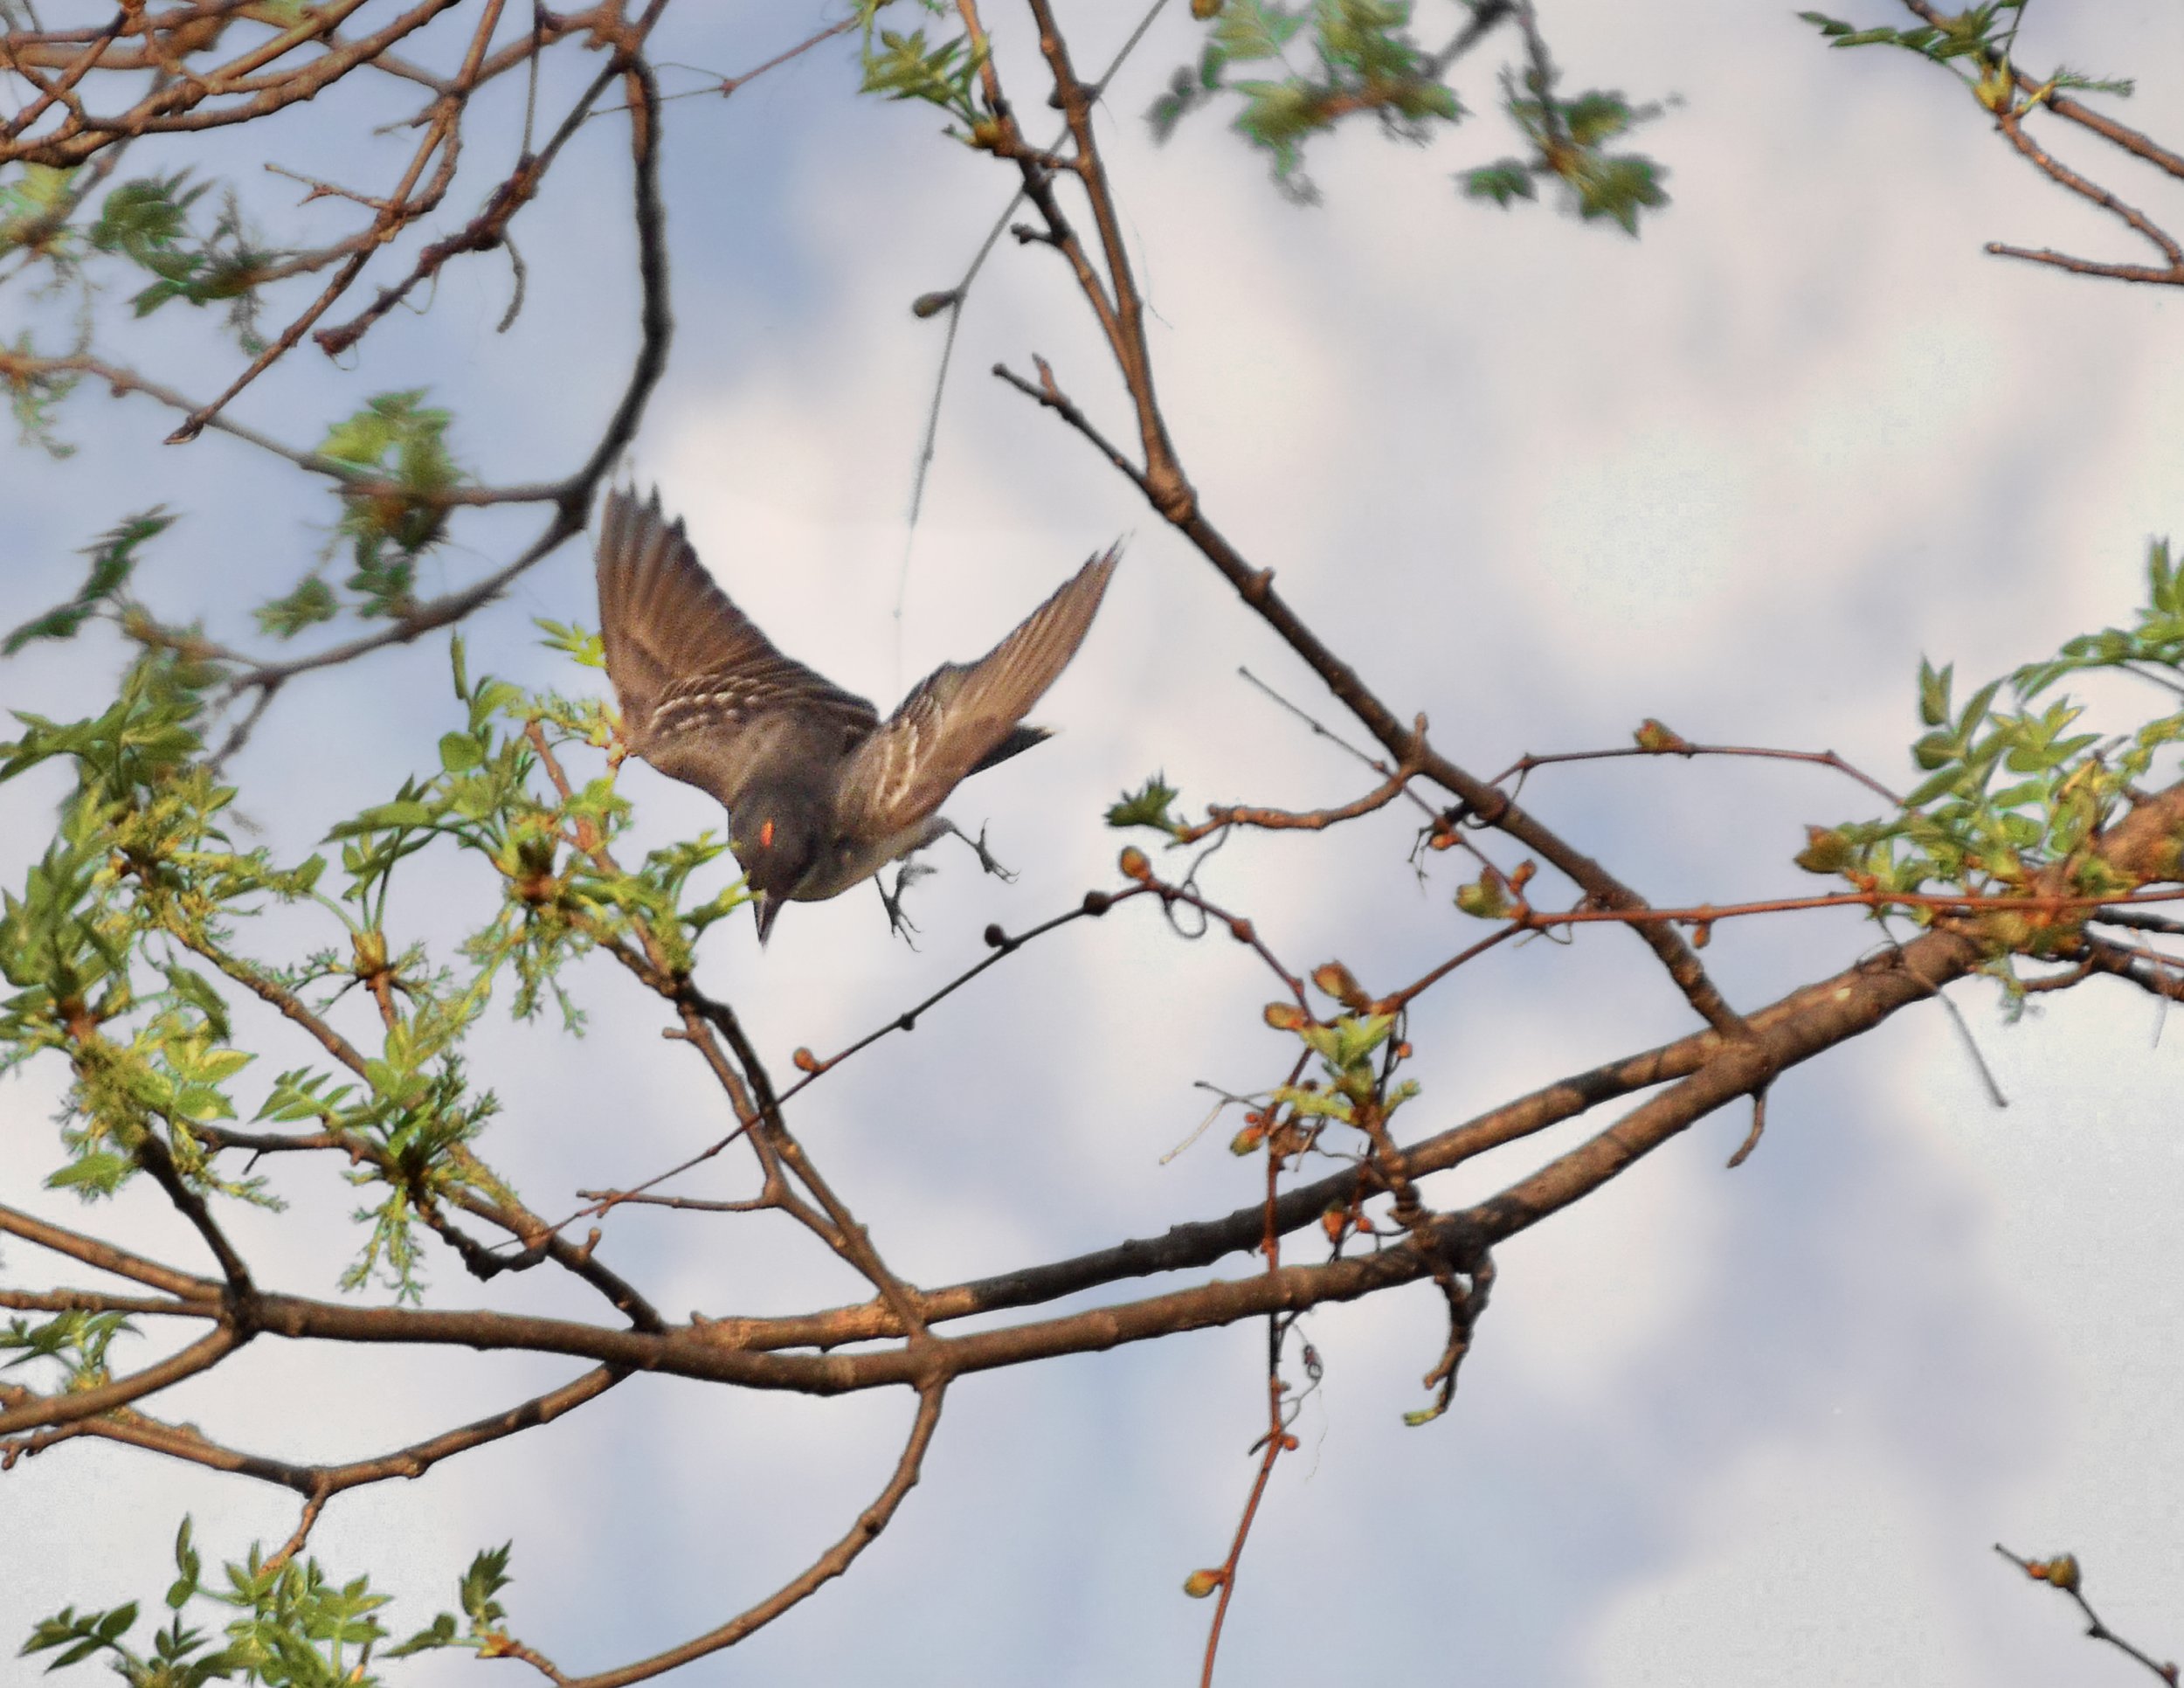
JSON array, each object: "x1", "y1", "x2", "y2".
[{"x1": 7, "y1": 3, "x2": 2184, "y2": 1684}]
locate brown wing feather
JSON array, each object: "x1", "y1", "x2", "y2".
[
  {"x1": 842, "y1": 542, "x2": 1121, "y2": 836},
  {"x1": 595, "y1": 489, "x2": 878, "y2": 800}
]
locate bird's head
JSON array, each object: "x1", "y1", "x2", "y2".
[{"x1": 729, "y1": 794, "x2": 822, "y2": 945}]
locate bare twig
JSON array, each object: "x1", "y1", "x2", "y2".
[
  {"x1": 1992, "y1": 1544, "x2": 2181, "y2": 1685},
  {"x1": 500, "y1": 1384, "x2": 947, "y2": 1688}
]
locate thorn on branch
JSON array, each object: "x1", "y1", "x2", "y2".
[{"x1": 1725, "y1": 1084, "x2": 1769, "y2": 1169}]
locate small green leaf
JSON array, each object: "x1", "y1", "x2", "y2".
[
  {"x1": 1107, "y1": 773, "x2": 1184, "y2": 835},
  {"x1": 439, "y1": 732, "x2": 484, "y2": 773},
  {"x1": 252, "y1": 576, "x2": 338, "y2": 640},
  {"x1": 1462, "y1": 159, "x2": 1537, "y2": 207}
]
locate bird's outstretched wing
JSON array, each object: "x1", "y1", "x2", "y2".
[
  {"x1": 595, "y1": 488, "x2": 879, "y2": 798},
  {"x1": 840, "y1": 543, "x2": 1122, "y2": 838}
]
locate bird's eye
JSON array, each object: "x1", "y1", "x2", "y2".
[{"x1": 759, "y1": 819, "x2": 775, "y2": 849}]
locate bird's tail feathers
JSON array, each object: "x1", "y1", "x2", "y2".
[{"x1": 966, "y1": 723, "x2": 1051, "y2": 778}]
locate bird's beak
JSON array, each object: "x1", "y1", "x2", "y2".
[{"x1": 753, "y1": 891, "x2": 781, "y2": 947}]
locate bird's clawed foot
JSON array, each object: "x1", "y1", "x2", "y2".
[
  {"x1": 956, "y1": 820, "x2": 1017, "y2": 883},
  {"x1": 878, "y1": 860, "x2": 936, "y2": 946}
]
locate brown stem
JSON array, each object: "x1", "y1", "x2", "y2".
[
  {"x1": 0, "y1": 1327, "x2": 241, "y2": 1435},
  {"x1": 505, "y1": 1385, "x2": 948, "y2": 1688}
]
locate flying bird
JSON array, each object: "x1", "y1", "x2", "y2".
[{"x1": 594, "y1": 488, "x2": 1120, "y2": 944}]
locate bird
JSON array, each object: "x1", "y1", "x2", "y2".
[{"x1": 593, "y1": 488, "x2": 1121, "y2": 944}]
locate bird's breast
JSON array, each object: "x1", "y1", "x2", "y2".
[{"x1": 791, "y1": 813, "x2": 953, "y2": 903}]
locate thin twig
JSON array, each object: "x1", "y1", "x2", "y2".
[{"x1": 1992, "y1": 1544, "x2": 2180, "y2": 1685}]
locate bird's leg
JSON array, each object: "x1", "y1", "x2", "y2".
[
  {"x1": 937, "y1": 818, "x2": 1017, "y2": 882},
  {"x1": 876, "y1": 859, "x2": 936, "y2": 945}
]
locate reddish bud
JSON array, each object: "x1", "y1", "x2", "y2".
[
  {"x1": 1393, "y1": 1041, "x2": 1413, "y2": 1059},
  {"x1": 1229, "y1": 917, "x2": 1254, "y2": 944},
  {"x1": 1311, "y1": 960, "x2": 1368, "y2": 1008},
  {"x1": 1634, "y1": 717, "x2": 1693, "y2": 753},
  {"x1": 1182, "y1": 1568, "x2": 1223, "y2": 1599},
  {"x1": 1280, "y1": 1434, "x2": 1299, "y2": 1451},
  {"x1": 1262, "y1": 1000, "x2": 1309, "y2": 1032},
  {"x1": 1229, "y1": 1122, "x2": 1267, "y2": 1155},
  {"x1": 791, "y1": 1048, "x2": 819, "y2": 1073},
  {"x1": 1321, "y1": 1207, "x2": 1347, "y2": 1242},
  {"x1": 1119, "y1": 846, "x2": 1152, "y2": 882}
]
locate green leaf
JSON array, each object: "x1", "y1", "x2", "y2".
[
  {"x1": 1213, "y1": 0, "x2": 1306, "y2": 63},
  {"x1": 3, "y1": 511, "x2": 175, "y2": 654},
  {"x1": 439, "y1": 732, "x2": 485, "y2": 773},
  {"x1": 1462, "y1": 159, "x2": 1537, "y2": 206},
  {"x1": 252, "y1": 576, "x2": 338, "y2": 640},
  {"x1": 162, "y1": 966, "x2": 231, "y2": 1040},
  {"x1": 459, "y1": 1543, "x2": 513, "y2": 1629},
  {"x1": 326, "y1": 799, "x2": 441, "y2": 839},
  {"x1": 385, "y1": 1611, "x2": 461, "y2": 1657},
  {"x1": 1917, "y1": 657, "x2": 1952, "y2": 726},
  {"x1": 533, "y1": 618, "x2": 605, "y2": 669},
  {"x1": 1106, "y1": 773, "x2": 1184, "y2": 835},
  {"x1": 859, "y1": 24, "x2": 985, "y2": 121},
  {"x1": 167, "y1": 1519, "x2": 203, "y2": 1612}
]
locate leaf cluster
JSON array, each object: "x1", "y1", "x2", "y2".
[
  {"x1": 1461, "y1": 76, "x2": 1669, "y2": 234},
  {"x1": 1151, "y1": 0, "x2": 1464, "y2": 200},
  {"x1": 1106, "y1": 771, "x2": 1185, "y2": 837},
  {"x1": 3, "y1": 165, "x2": 277, "y2": 343},
  {"x1": 1799, "y1": 5, "x2": 2132, "y2": 104},
  {"x1": 1796, "y1": 538, "x2": 2184, "y2": 979},
  {"x1": 857, "y1": 0, "x2": 988, "y2": 134},
  {"x1": 3, "y1": 510, "x2": 175, "y2": 655},
  {"x1": 303, "y1": 391, "x2": 467, "y2": 628},
  {"x1": 2, "y1": 1309, "x2": 135, "y2": 1391},
  {"x1": 0, "y1": 598, "x2": 741, "y2": 1299},
  {"x1": 1245, "y1": 966, "x2": 1419, "y2": 1159},
  {"x1": 22, "y1": 1519, "x2": 515, "y2": 1685}
]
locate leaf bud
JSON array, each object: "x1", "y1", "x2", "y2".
[
  {"x1": 1794, "y1": 827, "x2": 1855, "y2": 875},
  {"x1": 910, "y1": 288, "x2": 961, "y2": 320},
  {"x1": 1182, "y1": 1568, "x2": 1223, "y2": 1599},
  {"x1": 1118, "y1": 846, "x2": 1152, "y2": 882},
  {"x1": 1634, "y1": 717, "x2": 1693, "y2": 753},
  {"x1": 351, "y1": 929, "x2": 389, "y2": 976},
  {"x1": 1455, "y1": 878, "x2": 1510, "y2": 920},
  {"x1": 2041, "y1": 1553, "x2": 2081, "y2": 1592},
  {"x1": 1228, "y1": 1122, "x2": 1267, "y2": 1156},
  {"x1": 1228, "y1": 917, "x2": 1254, "y2": 944},
  {"x1": 1310, "y1": 961, "x2": 1369, "y2": 1009},
  {"x1": 1191, "y1": 0, "x2": 1225, "y2": 18},
  {"x1": 1082, "y1": 889, "x2": 1112, "y2": 915},
  {"x1": 1321, "y1": 1205, "x2": 1348, "y2": 1242},
  {"x1": 1262, "y1": 1000, "x2": 1309, "y2": 1032},
  {"x1": 983, "y1": 923, "x2": 1008, "y2": 949},
  {"x1": 791, "y1": 1048, "x2": 819, "y2": 1074}
]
